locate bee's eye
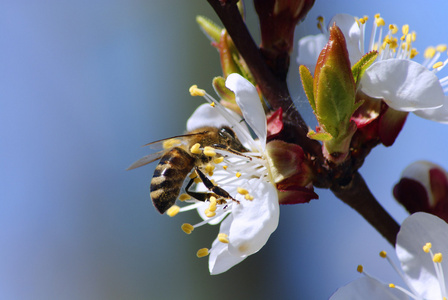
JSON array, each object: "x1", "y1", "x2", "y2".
[{"x1": 219, "y1": 126, "x2": 236, "y2": 140}]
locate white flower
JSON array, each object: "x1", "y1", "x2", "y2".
[
  {"x1": 297, "y1": 13, "x2": 448, "y2": 123},
  {"x1": 330, "y1": 212, "x2": 448, "y2": 300},
  {"x1": 177, "y1": 73, "x2": 279, "y2": 274}
]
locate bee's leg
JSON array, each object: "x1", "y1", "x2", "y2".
[
  {"x1": 184, "y1": 177, "x2": 208, "y2": 202},
  {"x1": 212, "y1": 144, "x2": 252, "y2": 160},
  {"x1": 194, "y1": 167, "x2": 239, "y2": 203}
]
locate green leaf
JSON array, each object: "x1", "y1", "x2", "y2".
[
  {"x1": 352, "y1": 51, "x2": 378, "y2": 85},
  {"x1": 196, "y1": 16, "x2": 222, "y2": 43},
  {"x1": 299, "y1": 65, "x2": 315, "y2": 111},
  {"x1": 307, "y1": 129, "x2": 333, "y2": 141}
]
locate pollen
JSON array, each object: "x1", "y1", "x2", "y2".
[
  {"x1": 389, "y1": 283, "x2": 396, "y2": 288},
  {"x1": 389, "y1": 24, "x2": 398, "y2": 34},
  {"x1": 223, "y1": 165, "x2": 228, "y2": 170},
  {"x1": 203, "y1": 146, "x2": 217, "y2": 157},
  {"x1": 179, "y1": 193, "x2": 191, "y2": 201},
  {"x1": 189, "y1": 85, "x2": 206, "y2": 97},
  {"x1": 423, "y1": 242, "x2": 432, "y2": 253},
  {"x1": 245, "y1": 194, "x2": 254, "y2": 201},
  {"x1": 379, "y1": 251, "x2": 387, "y2": 258},
  {"x1": 213, "y1": 157, "x2": 224, "y2": 164},
  {"x1": 424, "y1": 47, "x2": 436, "y2": 59},
  {"x1": 375, "y1": 16, "x2": 385, "y2": 27},
  {"x1": 210, "y1": 102, "x2": 216, "y2": 107},
  {"x1": 218, "y1": 233, "x2": 229, "y2": 243},
  {"x1": 433, "y1": 253, "x2": 443, "y2": 263},
  {"x1": 236, "y1": 172, "x2": 242, "y2": 178},
  {"x1": 181, "y1": 223, "x2": 194, "y2": 234},
  {"x1": 162, "y1": 138, "x2": 181, "y2": 149},
  {"x1": 205, "y1": 163, "x2": 215, "y2": 174},
  {"x1": 204, "y1": 208, "x2": 216, "y2": 218},
  {"x1": 357, "y1": 265, "x2": 363, "y2": 273},
  {"x1": 167, "y1": 205, "x2": 180, "y2": 217},
  {"x1": 433, "y1": 62, "x2": 444, "y2": 69},
  {"x1": 196, "y1": 248, "x2": 209, "y2": 258},
  {"x1": 194, "y1": 177, "x2": 202, "y2": 184},
  {"x1": 190, "y1": 143, "x2": 201, "y2": 154},
  {"x1": 237, "y1": 187, "x2": 249, "y2": 195},
  {"x1": 189, "y1": 172, "x2": 197, "y2": 179},
  {"x1": 436, "y1": 44, "x2": 447, "y2": 52},
  {"x1": 401, "y1": 24, "x2": 409, "y2": 35}
]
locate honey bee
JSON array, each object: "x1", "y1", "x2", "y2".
[{"x1": 128, "y1": 126, "x2": 247, "y2": 214}]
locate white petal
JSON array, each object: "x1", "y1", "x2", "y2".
[
  {"x1": 414, "y1": 95, "x2": 448, "y2": 123},
  {"x1": 329, "y1": 276, "x2": 408, "y2": 300},
  {"x1": 227, "y1": 179, "x2": 279, "y2": 257},
  {"x1": 360, "y1": 59, "x2": 445, "y2": 111},
  {"x1": 187, "y1": 103, "x2": 232, "y2": 131},
  {"x1": 329, "y1": 14, "x2": 362, "y2": 65},
  {"x1": 396, "y1": 212, "x2": 448, "y2": 299},
  {"x1": 297, "y1": 33, "x2": 327, "y2": 73},
  {"x1": 208, "y1": 215, "x2": 246, "y2": 275},
  {"x1": 225, "y1": 73, "x2": 267, "y2": 148}
]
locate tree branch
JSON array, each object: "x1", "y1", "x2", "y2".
[
  {"x1": 331, "y1": 172, "x2": 400, "y2": 246},
  {"x1": 206, "y1": 0, "x2": 322, "y2": 158}
]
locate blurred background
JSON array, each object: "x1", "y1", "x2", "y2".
[{"x1": 1, "y1": 0, "x2": 448, "y2": 299}]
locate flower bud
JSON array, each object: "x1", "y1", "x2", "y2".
[
  {"x1": 299, "y1": 24, "x2": 358, "y2": 164},
  {"x1": 266, "y1": 140, "x2": 317, "y2": 204},
  {"x1": 393, "y1": 161, "x2": 448, "y2": 222}
]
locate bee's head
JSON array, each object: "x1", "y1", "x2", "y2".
[{"x1": 218, "y1": 126, "x2": 247, "y2": 152}]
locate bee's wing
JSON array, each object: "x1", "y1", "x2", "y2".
[
  {"x1": 126, "y1": 150, "x2": 166, "y2": 170},
  {"x1": 127, "y1": 130, "x2": 209, "y2": 171},
  {"x1": 142, "y1": 131, "x2": 208, "y2": 149}
]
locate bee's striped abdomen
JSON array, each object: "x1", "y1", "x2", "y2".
[{"x1": 150, "y1": 147, "x2": 195, "y2": 214}]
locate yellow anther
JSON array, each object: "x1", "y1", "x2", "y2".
[
  {"x1": 411, "y1": 31, "x2": 416, "y2": 42},
  {"x1": 189, "y1": 172, "x2": 197, "y2": 179},
  {"x1": 379, "y1": 251, "x2": 387, "y2": 258},
  {"x1": 190, "y1": 143, "x2": 201, "y2": 154},
  {"x1": 179, "y1": 193, "x2": 191, "y2": 201},
  {"x1": 162, "y1": 138, "x2": 181, "y2": 149},
  {"x1": 317, "y1": 16, "x2": 324, "y2": 22},
  {"x1": 317, "y1": 16, "x2": 324, "y2": 30},
  {"x1": 436, "y1": 44, "x2": 447, "y2": 52},
  {"x1": 204, "y1": 208, "x2": 216, "y2": 218},
  {"x1": 237, "y1": 187, "x2": 249, "y2": 195},
  {"x1": 433, "y1": 62, "x2": 444, "y2": 69},
  {"x1": 389, "y1": 283, "x2": 396, "y2": 288},
  {"x1": 374, "y1": 13, "x2": 380, "y2": 19},
  {"x1": 167, "y1": 205, "x2": 180, "y2": 217},
  {"x1": 389, "y1": 24, "x2": 398, "y2": 34},
  {"x1": 424, "y1": 47, "x2": 436, "y2": 59},
  {"x1": 357, "y1": 265, "x2": 363, "y2": 273},
  {"x1": 205, "y1": 163, "x2": 215, "y2": 174},
  {"x1": 218, "y1": 233, "x2": 229, "y2": 243},
  {"x1": 245, "y1": 194, "x2": 254, "y2": 201},
  {"x1": 181, "y1": 223, "x2": 194, "y2": 234},
  {"x1": 189, "y1": 85, "x2": 206, "y2": 97},
  {"x1": 208, "y1": 202, "x2": 217, "y2": 212},
  {"x1": 196, "y1": 248, "x2": 209, "y2": 258},
  {"x1": 423, "y1": 242, "x2": 432, "y2": 253},
  {"x1": 223, "y1": 165, "x2": 228, "y2": 170},
  {"x1": 402, "y1": 24, "x2": 409, "y2": 35},
  {"x1": 433, "y1": 253, "x2": 443, "y2": 263},
  {"x1": 210, "y1": 102, "x2": 216, "y2": 107},
  {"x1": 213, "y1": 157, "x2": 224, "y2": 164},
  {"x1": 210, "y1": 196, "x2": 217, "y2": 205},
  {"x1": 410, "y1": 48, "x2": 419, "y2": 59},
  {"x1": 236, "y1": 172, "x2": 242, "y2": 178},
  {"x1": 359, "y1": 17, "x2": 366, "y2": 25},
  {"x1": 375, "y1": 17, "x2": 385, "y2": 27},
  {"x1": 210, "y1": 179, "x2": 217, "y2": 186},
  {"x1": 203, "y1": 146, "x2": 217, "y2": 157},
  {"x1": 194, "y1": 177, "x2": 202, "y2": 184}
]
